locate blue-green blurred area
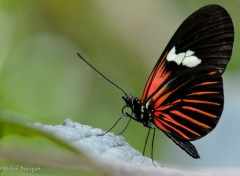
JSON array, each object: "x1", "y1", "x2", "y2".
[{"x1": 0, "y1": 0, "x2": 240, "y2": 169}]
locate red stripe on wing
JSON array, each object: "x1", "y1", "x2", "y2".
[
  {"x1": 154, "y1": 117, "x2": 191, "y2": 140},
  {"x1": 141, "y1": 52, "x2": 170, "y2": 103},
  {"x1": 182, "y1": 106, "x2": 218, "y2": 118},
  {"x1": 187, "y1": 91, "x2": 219, "y2": 96},
  {"x1": 183, "y1": 99, "x2": 221, "y2": 106},
  {"x1": 169, "y1": 110, "x2": 211, "y2": 129},
  {"x1": 162, "y1": 113, "x2": 201, "y2": 137}
]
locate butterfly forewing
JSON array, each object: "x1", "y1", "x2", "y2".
[
  {"x1": 141, "y1": 5, "x2": 233, "y2": 102},
  {"x1": 165, "y1": 4, "x2": 233, "y2": 73}
]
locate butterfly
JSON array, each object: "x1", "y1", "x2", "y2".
[{"x1": 78, "y1": 4, "x2": 234, "y2": 159}]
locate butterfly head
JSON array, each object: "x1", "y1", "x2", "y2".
[
  {"x1": 122, "y1": 94, "x2": 153, "y2": 128},
  {"x1": 122, "y1": 94, "x2": 139, "y2": 115}
]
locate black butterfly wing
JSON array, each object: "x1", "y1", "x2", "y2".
[
  {"x1": 141, "y1": 4, "x2": 233, "y2": 102},
  {"x1": 140, "y1": 5, "x2": 233, "y2": 158}
]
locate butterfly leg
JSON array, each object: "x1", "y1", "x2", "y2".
[
  {"x1": 143, "y1": 128, "x2": 151, "y2": 156},
  {"x1": 97, "y1": 114, "x2": 125, "y2": 136},
  {"x1": 151, "y1": 128, "x2": 157, "y2": 166},
  {"x1": 117, "y1": 117, "x2": 131, "y2": 135},
  {"x1": 143, "y1": 127, "x2": 157, "y2": 167}
]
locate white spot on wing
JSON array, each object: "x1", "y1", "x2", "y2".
[
  {"x1": 166, "y1": 46, "x2": 201, "y2": 68},
  {"x1": 166, "y1": 46, "x2": 177, "y2": 62},
  {"x1": 182, "y1": 55, "x2": 201, "y2": 67},
  {"x1": 185, "y1": 50, "x2": 194, "y2": 57},
  {"x1": 173, "y1": 53, "x2": 185, "y2": 65}
]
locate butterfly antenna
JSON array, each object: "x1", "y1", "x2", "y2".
[{"x1": 77, "y1": 53, "x2": 128, "y2": 96}]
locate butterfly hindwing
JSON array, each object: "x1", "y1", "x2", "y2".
[{"x1": 152, "y1": 67, "x2": 223, "y2": 141}]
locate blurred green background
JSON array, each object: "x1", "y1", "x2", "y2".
[{"x1": 0, "y1": 0, "x2": 240, "y2": 172}]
